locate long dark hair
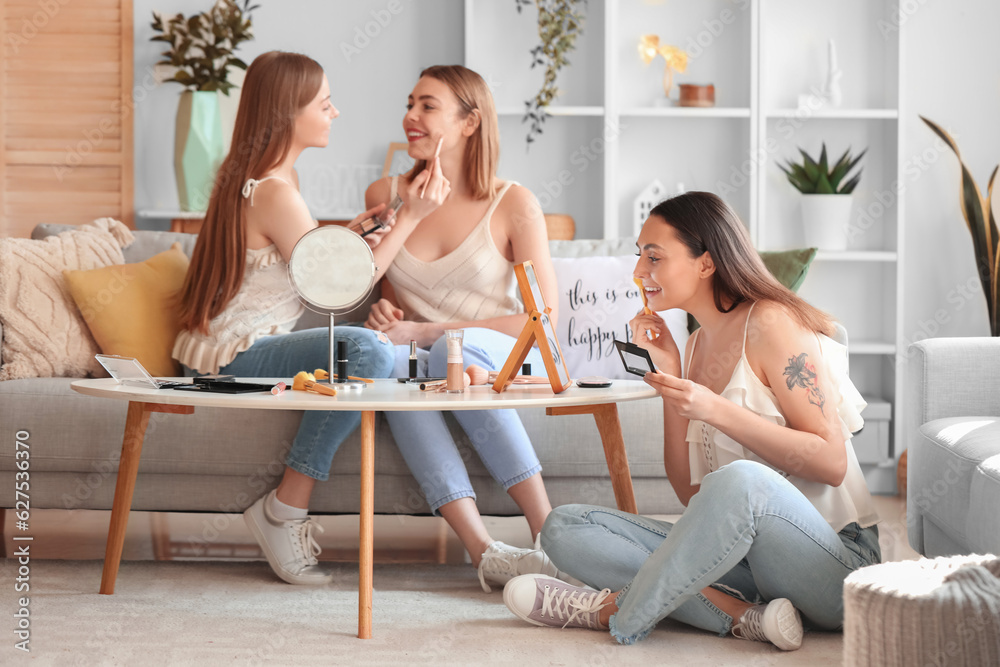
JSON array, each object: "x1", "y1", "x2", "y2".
[
  {"x1": 650, "y1": 192, "x2": 834, "y2": 336},
  {"x1": 177, "y1": 51, "x2": 324, "y2": 334}
]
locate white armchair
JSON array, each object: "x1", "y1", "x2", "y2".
[{"x1": 906, "y1": 337, "x2": 1000, "y2": 556}]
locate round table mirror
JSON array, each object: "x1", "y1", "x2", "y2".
[{"x1": 288, "y1": 225, "x2": 376, "y2": 389}]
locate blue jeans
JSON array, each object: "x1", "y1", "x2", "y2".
[
  {"x1": 385, "y1": 327, "x2": 546, "y2": 514},
  {"x1": 541, "y1": 460, "x2": 881, "y2": 644},
  {"x1": 217, "y1": 327, "x2": 394, "y2": 482}
]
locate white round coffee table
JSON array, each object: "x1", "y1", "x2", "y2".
[{"x1": 72, "y1": 377, "x2": 658, "y2": 638}]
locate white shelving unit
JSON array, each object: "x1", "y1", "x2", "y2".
[{"x1": 466, "y1": 0, "x2": 904, "y2": 486}]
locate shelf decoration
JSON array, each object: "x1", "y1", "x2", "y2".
[
  {"x1": 920, "y1": 117, "x2": 1000, "y2": 336},
  {"x1": 797, "y1": 39, "x2": 843, "y2": 111},
  {"x1": 678, "y1": 84, "x2": 715, "y2": 108},
  {"x1": 516, "y1": 0, "x2": 587, "y2": 147},
  {"x1": 638, "y1": 35, "x2": 688, "y2": 104},
  {"x1": 633, "y1": 179, "x2": 667, "y2": 236},
  {"x1": 779, "y1": 143, "x2": 865, "y2": 251},
  {"x1": 151, "y1": 0, "x2": 257, "y2": 211}
]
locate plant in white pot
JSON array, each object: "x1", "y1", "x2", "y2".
[
  {"x1": 151, "y1": 0, "x2": 257, "y2": 211},
  {"x1": 779, "y1": 143, "x2": 866, "y2": 251}
]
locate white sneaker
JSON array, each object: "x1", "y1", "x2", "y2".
[
  {"x1": 477, "y1": 538, "x2": 582, "y2": 593},
  {"x1": 243, "y1": 490, "x2": 333, "y2": 585},
  {"x1": 731, "y1": 598, "x2": 803, "y2": 651}
]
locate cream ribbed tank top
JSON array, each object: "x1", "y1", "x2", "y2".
[
  {"x1": 385, "y1": 177, "x2": 521, "y2": 323},
  {"x1": 683, "y1": 303, "x2": 879, "y2": 532}
]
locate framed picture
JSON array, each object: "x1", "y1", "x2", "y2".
[
  {"x1": 382, "y1": 142, "x2": 415, "y2": 178},
  {"x1": 492, "y1": 261, "x2": 572, "y2": 394}
]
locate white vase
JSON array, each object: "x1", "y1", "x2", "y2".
[{"x1": 800, "y1": 194, "x2": 853, "y2": 251}]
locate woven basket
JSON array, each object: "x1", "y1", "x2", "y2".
[{"x1": 843, "y1": 554, "x2": 1000, "y2": 666}]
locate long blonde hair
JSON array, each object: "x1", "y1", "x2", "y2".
[
  {"x1": 406, "y1": 65, "x2": 499, "y2": 200},
  {"x1": 177, "y1": 51, "x2": 324, "y2": 334},
  {"x1": 651, "y1": 192, "x2": 835, "y2": 336}
]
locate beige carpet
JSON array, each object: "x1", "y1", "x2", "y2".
[{"x1": 1, "y1": 558, "x2": 844, "y2": 666}]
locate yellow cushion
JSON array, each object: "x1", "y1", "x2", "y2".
[{"x1": 63, "y1": 243, "x2": 190, "y2": 377}]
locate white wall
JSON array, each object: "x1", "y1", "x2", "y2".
[
  {"x1": 134, "y1": 0, "x2": 465, "y2": 220},
  {"x1": 898, "y1": 0, "x2": 1000, "y2": 451}
]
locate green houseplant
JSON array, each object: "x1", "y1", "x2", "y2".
[
  {"x1": 779, "y1": 143, "x2": 866, "y2": 251},
  {"x1": 516, "y1": 0, "x2": 586, "y2": 147},
  {"x1": 921, "y1": 116, "x2": 999, "y2": 336},
  {"x1": 151, "y1": 0, "x2": 258, "y2": 211}
]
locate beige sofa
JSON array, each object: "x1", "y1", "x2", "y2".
[{"x1": 0, "y1": 226, "x2": 679, "y2": 547}]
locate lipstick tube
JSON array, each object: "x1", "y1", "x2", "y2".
[{"x1": 409, "y1": 340, "x2": 418, "y2": 379}]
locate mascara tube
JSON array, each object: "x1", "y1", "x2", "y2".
[
  {"x1": 336, "y1": 340, "x2": 348, "y2": 384},
  {"x1": 409, "y1": 340, "x2": 418, "y2": 379}
]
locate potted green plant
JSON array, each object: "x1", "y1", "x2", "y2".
[
  {"x1": 779, "y1": 143, "x2": 865, "y2": 251},
  {"x1": 151, "y1": 0, "x2": 257, "y2": 211}
]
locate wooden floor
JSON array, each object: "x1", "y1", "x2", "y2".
[{"x1": 3, "y1": 494, "x2": 919, "y2": 564}]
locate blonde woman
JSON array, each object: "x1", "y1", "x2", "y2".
[{"x1": 360, "y1": 65, "x2": 569, "y2": 592}]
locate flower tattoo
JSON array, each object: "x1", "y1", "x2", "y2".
[{"x1": 783, "y1": 352, "x2": 826, "y2": 415}]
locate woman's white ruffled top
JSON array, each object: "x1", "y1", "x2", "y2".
[
  {"x1": 172, "y1": 177, "x2": 304, "y2": 375},
  {"x1": 684, "y1": 304, "x2": 879, "y2": 533}
]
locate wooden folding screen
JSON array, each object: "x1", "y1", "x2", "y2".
[{"x1": 0, "y1": 0, "x2": 133, "y2": 237}]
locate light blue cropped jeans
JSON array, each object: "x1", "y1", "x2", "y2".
[
  {"x1": 385, "y1": 327, "x2": 546, "y2": 514},
  {"x1": 212, "y1": 327, "x2": 395, "y2": 481},
  {"x1": 541, "y1": 459, "x2": 881, "y2": 645}
]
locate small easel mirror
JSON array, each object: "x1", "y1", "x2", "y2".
[
  {"x1": 492, "y1": 260, "x2": 572, "y2": 394},
  {"x1": 287, "y1": 226, "x2": 376, "y2": 389}
]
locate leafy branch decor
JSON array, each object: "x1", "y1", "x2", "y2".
[
  {"x1": 921, "y1": 116, "x2": 999, "y2": 336},
  {"x1": 638, "y1": 35, "x2": 688, "y2": 99},
  {"x1": 516, "y1": 0, "x2": 587, "y2": 147},
  {"x1": 151, "y1": 0, "x2": 258, "y2": 95}
]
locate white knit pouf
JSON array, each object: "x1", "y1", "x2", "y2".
[{"x1": 843, "y1": 554, "x2": 1000, "y2": 666}]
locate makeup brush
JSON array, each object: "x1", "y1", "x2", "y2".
[
  {"x1": 419, "y1": 135, "x2": 444, "y2": 199},
  {"x1": 486, "y1": 371, "x2": 551, "y2": 385},
  {"x1": 466, "y1": 364, "x2": 490, "y2": 386},
  {"x1": 634, "y1": 277, "x2": 652, "y2": 316},
  {"x1": 313, "y1": 368, "x2": 374, "y2": 383},
  {"x1": 634, "y1": 277, "x2": 656, "y2": 340},
  {"x1": 292, "y1": 371, "x2": 337, "y2": 396}
]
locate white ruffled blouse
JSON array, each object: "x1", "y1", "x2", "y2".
[
  {"x1": 684, "y1": 306, "x2": 879, "y2": 533},
  {"x1": 172, "y1": 244, "x2": 304, "y2": 375}
]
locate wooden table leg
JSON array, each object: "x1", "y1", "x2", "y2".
[
  {"x1": 358, "y1": 410, "x2": 375, "y2": 639},
  {"x1": 100, "y1": 401, "x2": 193, "y2": 595},
  {"x1": 546, "y1": 403, "x2": 638, "y2": 514}
]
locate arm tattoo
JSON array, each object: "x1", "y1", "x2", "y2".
[{"x1": 783, "y1": 352, "x2": 826, "y2": 415}]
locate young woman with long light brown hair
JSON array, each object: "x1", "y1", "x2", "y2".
[
  {"x1": 504, "y1": 191, "x2": 880, "y2": 650},
  {"x1": 173, "y1": 51, "x2": 447, "y2": 586}
]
